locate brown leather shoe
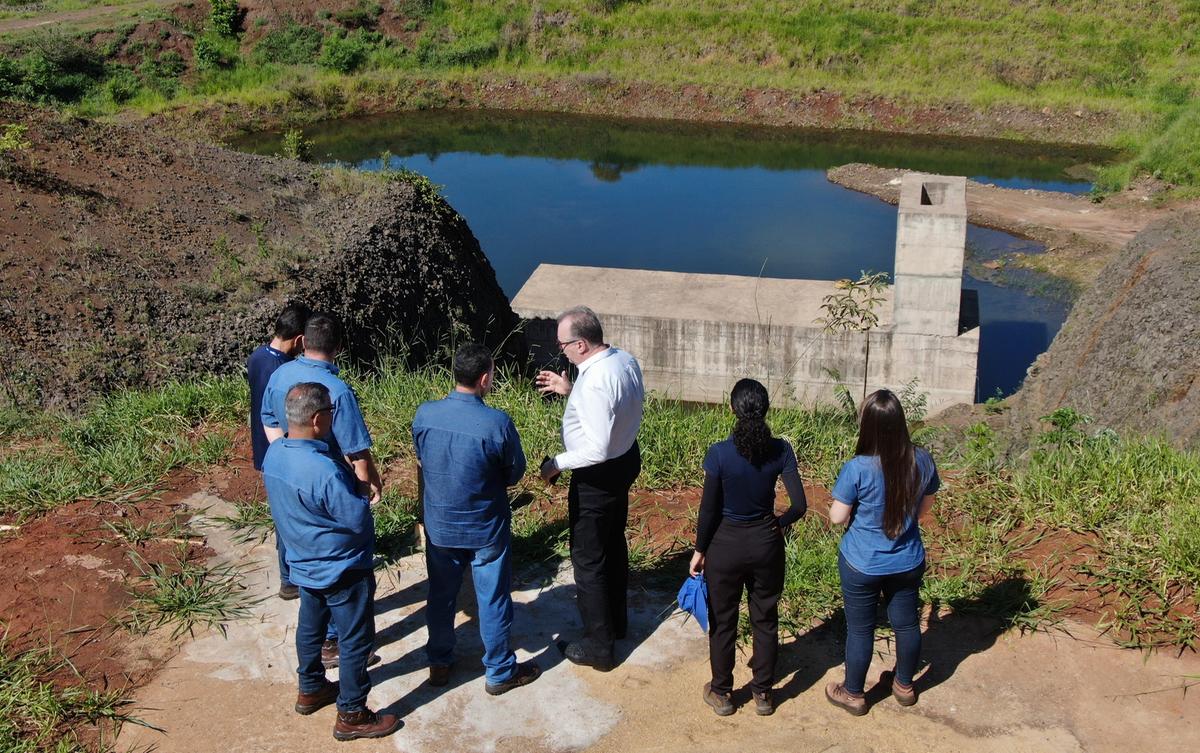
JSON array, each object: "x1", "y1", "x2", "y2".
[
  {"x1": 881, "y1": 670, "x2": 917, "y2": 706},
  {"x1": 428, "y1": 664, "x2": 452, "y2": 687},
  {"x1": 321, "y1": 640, "x2": 381, "y2": 670},
  {"x1": 333, "y1": 708, "x2": 403, "y2": 741},
  {"x1": 825, "y1": 682, "x2": 867, "y2": 716},
  {"x1": 485, "y1": 661, "x2": 541, "y2": 696},
  {"x1": 702, "y1": 682, "x2": 735, "y2": 716},
  {"x1": 295, "y1": 680, "x2": 338, "y2": 715},
  {"x1": 753, "y1": 690, "x2": 775, "y2": 716}
]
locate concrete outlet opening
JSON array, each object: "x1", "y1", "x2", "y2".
[{"x1": 921, "y1": 181, "x2": 949, "y2": 205}]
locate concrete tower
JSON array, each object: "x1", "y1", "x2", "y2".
[{"x1": 892, "y1": 174, "x2": 967, "y2": 337}]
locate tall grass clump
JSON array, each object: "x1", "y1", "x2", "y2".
[{"x1": 0, "y1": 378, "x2": 245, "y2": 519}]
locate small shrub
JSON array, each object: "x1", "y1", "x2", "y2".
[
  {"x1": 319, "y1": 29, "x2": 378, "y2": 74},
  {"x1": 101, "y1": 65, "x2": 142, "y2": 103},
  {"x1": 0, "y1": 123, "x2": 31, "y2": 155},
  {"x1": 194, "y1": 33, "x2": 239, "y2": 70},
  {"x1": 251, "y1": 22, "x2": 323, "y2": 65},
  {"x1": 208, "y1": 0, "x2": 241, "y2": 37},
  {"x1": 280, "y1": 127, "x2": 313, "y2": 161},
  {"x1": 334, "y1": 2, "x2": 383, "y2": 30}
]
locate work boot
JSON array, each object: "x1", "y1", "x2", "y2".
[
  {"x1": 753, "y1": 690, "x2": 775, "y2": 716},
  {"x1": 278, "y1": 583, "x2": 300, "y2": 601},
  {"x1": 825, "y1": 682, "x2": 867, "y2": 716},
  {"x1": 332, "y1": 708, "x2": 403, "y2": 741},
  {"x1": 321, "y1": 639, "x2": 382, "y2": 670},
  {"x1": 558, "y1": 640, "x2": 614, "y2": 672},
  {"x1": 702, "y1": 682, "x2": 734, "y2": 716},
  {"x1": 294, "y1": 680, "x2": 338, "y2": 715},
  {"x1": 485, "y1": 661, "x2": 542, "y2": 696},
  {"x1": 881, "y1": 670, "x2": 917, "y2": 706},
  {"x1": 428, "y1": 664, "x2": 452, "y2": 687}
]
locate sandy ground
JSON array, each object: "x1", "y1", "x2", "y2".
[{"x1": 117, "y1": 492, "x2": 1200, "y2": 753}]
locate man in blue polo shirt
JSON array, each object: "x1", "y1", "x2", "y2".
[
  {"x1": 246, "y1": 301, "x2": 310, "y2": 601},
  {"x1": 412, "y1": 343, "x2": 540, "y2": 696},
  {"x1": 261, "y1": 312, "x2": 383, "y2": 667},
  {"x1": 262, "y1": 382, "x2": 401, "y2": 742}
]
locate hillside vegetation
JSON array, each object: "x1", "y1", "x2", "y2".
[{"x1": 1, "y1": 1, "x2": 1198, "y2": 191}]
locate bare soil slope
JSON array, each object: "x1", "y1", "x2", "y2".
[
  {"x1": 1010, "y1": 211, "x2": 1200, "y2": 448},
  {"x1": 0, "y1": 103, "x2": 520, "y2": 408}
]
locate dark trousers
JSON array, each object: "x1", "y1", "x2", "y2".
[
  {"x1": 838, "y1": 552, "x2": 924, "y2": 694},
  {"x1": 568, "y1": 442, "x2": 641, "y2": 653},
  {"x1": 297, "y1": 569, "x2": 376, "y2": 712},
  {"x1": 706, "y1": 517, "x2": 785, "y2": 695}
]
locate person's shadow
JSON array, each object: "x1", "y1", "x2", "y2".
[{"x1": 837, "y1": 578, "x2": 1044, "y2": 710}]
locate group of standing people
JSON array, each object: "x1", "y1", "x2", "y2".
[
  {"x1": 246, "y1": 300, "x2": 939, "y2": 741},
  {"x1": 247, "y1": 304, "x2": 644, "y2": 741}
]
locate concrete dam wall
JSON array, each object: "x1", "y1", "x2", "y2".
[{"x1": 513, "y1": 174, "x2": 979, "y2": 412}]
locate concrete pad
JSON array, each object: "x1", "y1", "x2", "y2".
[{"x1": 511, "y1": 264, "x2": 895, "y2": 328}]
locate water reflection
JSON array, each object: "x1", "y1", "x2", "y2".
[{"x1": 237, "y1": 109, "x2": 1101, "y2": 399}]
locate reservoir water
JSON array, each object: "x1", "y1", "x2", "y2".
[{"x1": 238, "y1": 110, "x2": 1107, "y2": 400}]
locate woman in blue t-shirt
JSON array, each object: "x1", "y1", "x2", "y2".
[
  {"x1": 825, "y1": 389, "x2": 940, "y2": 716},
  {"x1": 689, "y1": 379, "x2": 808, "y2": 717}
]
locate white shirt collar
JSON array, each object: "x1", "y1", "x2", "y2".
[{"x1": 576, "y1": 346, "x2": 614, "y2": 376}]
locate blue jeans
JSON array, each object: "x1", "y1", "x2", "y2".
[
  {"x1": 424, "y1": 533, "x2": 517, "y2": 685},
  {"x1": 838, "y1": 551, "x2": 924, "y2": 695},
  {"x1": 297, "y1": 569, "x2": 376, "y2": 712},
  {"x1": 276, "y1": 529, "x2": 337, "y2": 640}
]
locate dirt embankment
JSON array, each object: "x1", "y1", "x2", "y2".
[
  {"x1": 0, "y1": 102, "x2": 521, "y2": 409},
  {"x1": 1008, "y1": 211, "x2": 1200, "y2": 448}
]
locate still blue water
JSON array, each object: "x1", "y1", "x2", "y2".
[{"x1": 240, "y1": 110, "x2": 1101, "y2": 399}]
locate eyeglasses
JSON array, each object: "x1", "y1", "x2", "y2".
[
  {"x1": 310, "y1": 405, "x2": 335, "y2": 419},
  {"x1": 556, "y1": 339, "x2": 582, "y2": 351}
]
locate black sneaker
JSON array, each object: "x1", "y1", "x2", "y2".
[
  {"x1": 485, "y1": 661, "x2": 542, "y2": 696},
  {"x1": 278, "y1": 583, "x2": 300, "y2": 601},
  {"x1": 558, "y1": 640, "x2": 614, "y2": 672}
]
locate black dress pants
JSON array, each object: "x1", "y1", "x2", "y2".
[
  {"x1": 568, "y1": 442, "x2": 641, "y2": 653},
  {"x1": 705, "y1": 516, "x2": 785, "y2": 695}
]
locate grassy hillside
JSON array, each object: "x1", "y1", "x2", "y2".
[{"x1": 1, "y1": 1, "x2": 1198, "y2": 185}]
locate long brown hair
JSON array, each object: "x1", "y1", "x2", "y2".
[{"x1": 855, "y1": 390, "x2": 920, "y2": 539}]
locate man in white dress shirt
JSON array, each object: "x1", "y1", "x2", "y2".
[{"x1": 536, "y1": 305, "x2": 644, "y2": 671}]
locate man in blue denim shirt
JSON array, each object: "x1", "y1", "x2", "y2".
[
  {"x1": 412, "y1": 343, "x2": 541, "y2": 696},
  {"x1": 261, "y1": 313, "x2": 383, "y2": 666},
  {"x1": 262, "y1": 382, "x2": 401, "y2": 742}
]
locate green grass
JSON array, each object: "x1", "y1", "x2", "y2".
[
  {"x1": 125, "y1": 551, "x2": 256, "y2": 639},
  {"x1": 3, "y1": 2, "x2": 1198, "y2": 189},
  {"x1": 0, "y1": 378, "x2": 244, "y2": 520},
  {"x1": 4, "y1": 363, "x2": 1199, "y2": 648},
  {"x1": 0, "y1": 642, "x2": 145, "y2": 753}
]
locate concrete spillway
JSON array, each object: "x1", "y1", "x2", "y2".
[{"x1": 512, "y1": 173, "x2": 979, "y2": 412}]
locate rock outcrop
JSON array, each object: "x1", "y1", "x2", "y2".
[
  {"x1": 0, "y1": 103, "x2": 521, "y2": 408},
  {"x1": 1009, "y1": 211, "x2": 1200, "y2": 448}
]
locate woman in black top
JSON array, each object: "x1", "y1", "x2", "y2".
[{"x1": 689, "y1": 379, "x2": 808, "y2": 716}]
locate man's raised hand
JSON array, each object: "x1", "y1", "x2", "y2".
[{"x1": 535, "y1": 369, "x2": 572, "y2": 396}]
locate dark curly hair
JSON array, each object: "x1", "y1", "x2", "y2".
[{"x1": 731, "y1": 378, "x2": 775, "y2": 467}]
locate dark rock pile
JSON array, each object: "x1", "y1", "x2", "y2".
[{"x1": 0, "y1": 103, "x2": 521, "y2": 409}]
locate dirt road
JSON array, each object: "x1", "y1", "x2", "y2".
[
  {"x1": 118, "y1": 491, "x2": 1200, "y2": 753},
  {"x1": 0, "y1": 0, "x2": 170, "y2": 34}
]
